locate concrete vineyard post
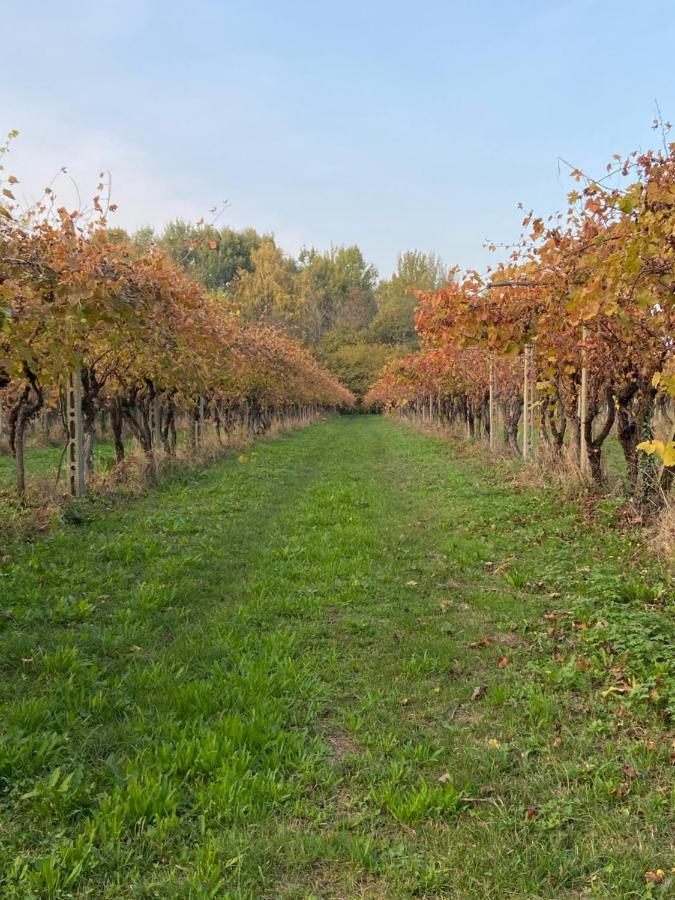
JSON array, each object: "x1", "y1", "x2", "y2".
[
  {"x1": 67, "y1": 369, "x2": 85, "y2": 497},
  {"x1": 194, "y1": 395, "x2": 204, "y2": 449},
  {"x1": 580, "y1": 327, "x2": 589, "y2": 476},
  {"x1": 529, "y1": 345, "x2": 536, "y2": 459},
  {"x1": 151, "y1": 396, "x2": 161, "y2": 450},
  {"x1": 489, "y1": 356, "x2": 496, "y2": 451},
  {"x1": 522, "y1": 346, "x2": 530, "y2": 460}
]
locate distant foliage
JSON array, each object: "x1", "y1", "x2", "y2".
[{"x1": 126, "y1": 218, "x2": 448, "y2": 397}]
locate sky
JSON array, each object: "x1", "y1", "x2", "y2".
[{"x1": 3, "y1": 0, "x2": 675, "y2": 278}]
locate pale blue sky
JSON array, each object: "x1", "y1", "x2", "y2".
[{"x1": 3, "y1": 0, "x2": 674, "y2": 276}]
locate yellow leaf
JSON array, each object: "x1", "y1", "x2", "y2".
[
  {"x1": 637, "y1": 440, "x2": 675, "y2": 467},
  {"x1": 636, "y1": 440, "x2": 664, "y2": 456}
]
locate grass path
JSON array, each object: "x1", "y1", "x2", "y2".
[{"x1": 0, "y1": 417, "x2": 672, "y2": 898}]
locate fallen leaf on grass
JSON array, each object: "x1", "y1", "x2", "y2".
[
  {"x1": 471, "y1": 685, "x2": 487, "y2": 701},
  {"x1": 645, "y1": 870, "x2": 665, "y2": 884},
  {"x1": 438, "y1": 772, "x2": 451, "y2": 784},
  {"x1": 621, "y1": 764, "x2": 640, "y2": 779},
  {"x1": 486, "y1": 738, "x2": 501, "y2": 749},
  {"x1": 400, "y1": 697, "x2": 410, "y2": 706},
  {"x1": 601, "y1": 682, "x2": 632, "y2": 697},
  {"x1": 405, "y1": 580, "x2": 418, "y2": 586},
  {"x1": 612, "y1": 782, "x2": 630, "y2": 799},
  {"x1": 497, "y1": 656, "x2": 510, "y2": 668},
  {"x1": 525, "y1": 806, "x2": 538, "y2": 820},
  {"x1": 466, "y1": 636, "x2": 493, "y2": 649}
]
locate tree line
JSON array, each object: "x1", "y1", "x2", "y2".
[{"x1": 109, "y1": 221, "x2": 450, "y2": 397}]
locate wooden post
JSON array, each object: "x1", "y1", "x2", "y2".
[
  {"x1": 522, "y1": 346, "x2": 530, "y2": 460},
  {"x1": 67, "y1": 369, "x2": 85, "y2": 497},
  {"x1": 489, "y1": 356, "x2": 496, "y2": 451},
  {"x1": 580, "y1": 326, "x2": 589, "y2": 475}
]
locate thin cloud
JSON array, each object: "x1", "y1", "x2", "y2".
[{"x1": 1, "y1": 103, "x2": 209, "y2": 232}]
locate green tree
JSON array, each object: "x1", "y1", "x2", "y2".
[
  {"x1": 131, "y1": 226, "x2": 156, "y2": 254},
  {"x1": 368, "y1": 250, "x2": 449, "y2": 347},
  {"x1": 105, "y1": 227, "x2": 131, "y2": 244},
  {"x1": 320, "y1": 342, "x2": 400, "y2": 398},
  {"x1": 229, "y1": 238, "x2": 303, "y2": 334},
  {"x1": 297, "y1": 245, "x2": 378, "y2": 344},
  {"x1": 158, "y1": 220, "x2": 262, "y2": 291}
]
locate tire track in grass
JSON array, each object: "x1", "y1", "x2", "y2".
[
  {"x1": 263, "y1": 419, "x2": 673, "y2": 900},
  {"x1": 0, "y1": 422, "x2": 360, "y2": 897}
]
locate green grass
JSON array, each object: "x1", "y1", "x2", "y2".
[{"x1": 0, "y1": 417, "x2": 672, "y2": 898}]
